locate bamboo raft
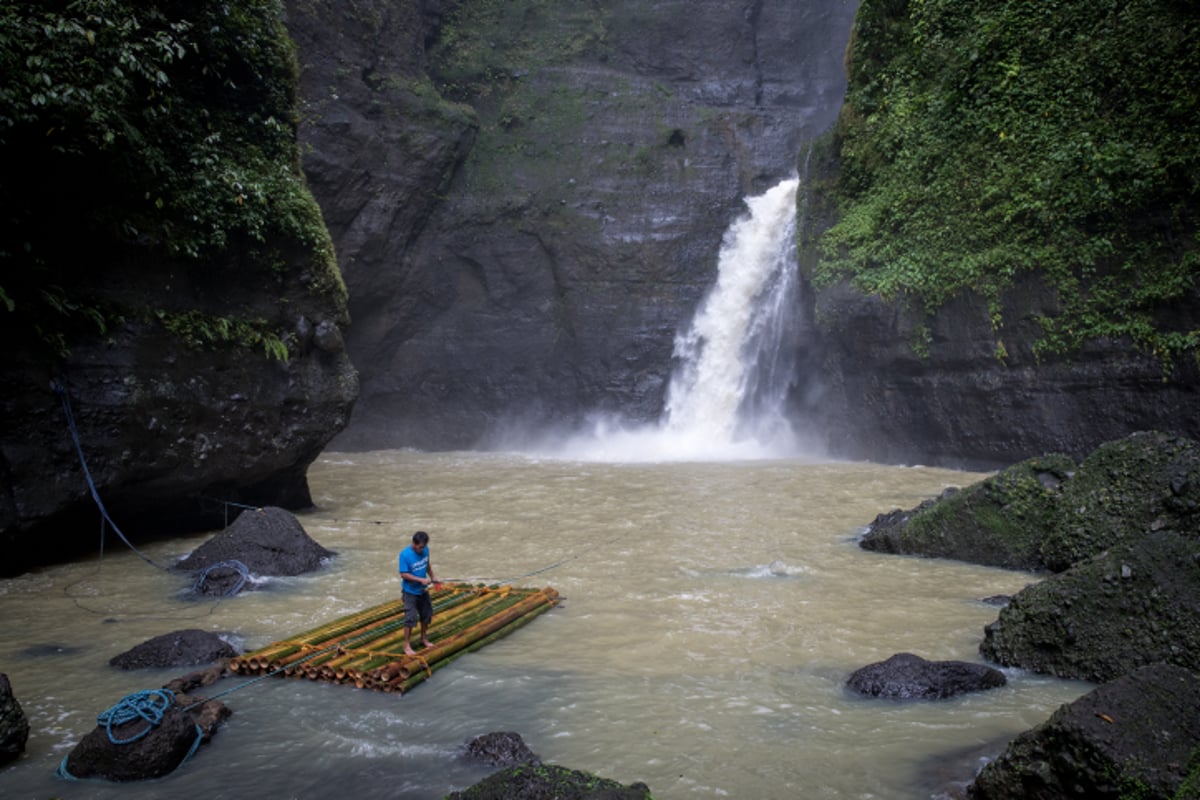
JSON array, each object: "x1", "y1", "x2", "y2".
[{"x1": 228, "y1": 584, "x2": 559, "y2": 695}]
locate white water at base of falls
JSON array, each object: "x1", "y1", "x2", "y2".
[{"x1": 534, "y1": 178, "x2": 813, "y2": 463}]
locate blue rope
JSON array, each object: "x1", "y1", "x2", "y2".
[
  {"x1": 54, "y1": 381, "x2": 251, "y2": 598},
  {"x1": 193, "y1": 560, "x2": 251, "y2": 595},
  {"x1": 55, "y1": 382, "x2": 170, "y2": 572},
  {"x1": 98, "y1": 689, "x2": 176, "y2": 744},
  {"x1": 54, "y1": 688, "x2": 203, "y2": 781},
  {"x1": 55, "y1": 721, "x2": 204, "y2": 783}
]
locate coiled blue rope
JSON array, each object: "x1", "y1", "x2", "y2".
[
  {"x1": 55, "y1": 689, "x2": 203, "y2": 782},
  {"x1": 192, "y1": 560, "x2": 251, "y2": 596},
  {"x1": 98, "y1": 689, "x2": 176, "y2": 744}
]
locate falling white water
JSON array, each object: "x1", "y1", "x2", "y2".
[
  {"x1": 664, "y1": 177, "x2": 801, "y2": 447},
  {"x1": 534, "y1": 177, "x2": 811, "y2": 462}
]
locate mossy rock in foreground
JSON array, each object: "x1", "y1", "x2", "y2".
[
  {"x1": 860, "y1": 454, "x2": 1076, "y2": 570},
  {"x1": 980, "y1": 530, "x2": 1200, "y2": 683},
  {"x1": 445, "y1": 763, "x2": 653, "y2": 800},
  {"x1": 1039, "y1": 431, "x2": 1200, "y2": 572},
  {"x1": 968, "y1": 663, "x2": 1200, "y2": 800}
]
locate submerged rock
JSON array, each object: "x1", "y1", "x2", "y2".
[
  {"x1": 109, "y1": 629, "x2": 238, "y2": 671},
  {"x1": 0, "y1": 674, "x2": 30, "y2": 768},
  {"x1": 446, "y1": 762, "x2": 652, "y2": 800},
  {"x1": 968, "y1": 664, "x2": 1200, "y2": 800},
  {"x1": 463, "y1": 731, "x2": 541, "y2": 768},
  {"x1": 846, "y1": 653, "x2": 1006, "y2": 700},
  {"x1": 175, "y1": 506, "x2": 335, "y2": 595}
]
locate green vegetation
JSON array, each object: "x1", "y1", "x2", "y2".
[
  {"x1": 155, "y1": 310, "x2": 290, "y2": 361},
  {"x1": 429, "y1": 0, "x2": 608, "y2": 101},
  {"x1": 812, "y1": 0, "x2": 1200, "y2": 363},
  {"x1": 885, "y1": 453, "x2": 1076, "y2": 569},
  {"x1": 0, "y1": 0, "x2": 340, "y2": 358},
  {"x1": 427, "y1": 0, "x2": 609, "y2": 202}
]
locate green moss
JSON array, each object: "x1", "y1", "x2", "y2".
[
  {"x1": 814, "y1": 0, "x2": 1200, "y2": 365},
  {"x1": 0, "y1": 0, "x2": 343, "y2": 355},
  {"x1": 155, "y1": 309, "x2": 290, "y2": 362},
  {"x1": 1173, "y1": 745, "x2": 1200, "y2": 800},
  {"x1": 1040, "y1": 432, "x2": 1200, "y2": 571},
  {"x1": 899, "y1": 453, "x2": 1075, "y2": 569}
]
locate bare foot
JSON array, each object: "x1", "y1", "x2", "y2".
[
  {"x1": 422, "y1": 639, "x2": 434, "y2": 649},
  {"x1": 404, "y1": 646, "x2": 417, "y2": 656}
]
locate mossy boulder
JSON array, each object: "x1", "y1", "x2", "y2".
[
  {"x1": 445, "y1": 762, "x2": 652, "y2": 800},
  {"x1": 860, "y1": 454, "x2": 1075, "y2": 570},
  {"x1": 860, "y1": 432, "x2": 1200, "y2": 574},
  {"x1": 967, "y1": 664, "x2": 1200, "y2": 800},
  {"x1": 980, "y1": 530, "x2": 1200, "y2": 683},
  {"x1": 1040, "y1": 431, "x2": 1200, "y2": 572},
  {"x1": 0, "y1": 674, "x2": 29, "y2": 768}
]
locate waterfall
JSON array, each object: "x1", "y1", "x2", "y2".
[
  {"x1": 537, "y1": 176, "x2": 810, "y2": 462},
  {"x1": 663, "y1": 177, "x2": 802, "y2": 450}
]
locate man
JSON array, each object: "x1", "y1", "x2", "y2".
[{"x1": 398, "y1": 530, "x2": 438, "y2": 655}]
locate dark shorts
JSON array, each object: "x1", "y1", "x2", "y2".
[{"x1": 404, "y1": 590, "x2": 433, "y2": 627}]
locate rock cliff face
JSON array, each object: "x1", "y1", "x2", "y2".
[
  {"x1": 0, "y1": 1, "x2": 357, "y2": 576},
  {"x1": 793, "y1": 272, "x2": 1200, "y2": 469},
  {"x1": 286, "y1": 0, "x2": 862, "y2": 449},
  {"x1": 291, "y1": 0, "x2": 1197, "y2": 466},
  {"x1": 0, "y1": 249, "x2": 357, "y2": 576},
  {"x1": 791, "y1": 0, "x2": 1200, "y2": 469}
]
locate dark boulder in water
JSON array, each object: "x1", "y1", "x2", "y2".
[
  {"x1": 175, "y1": 506, "x2": 334, "y2": 595},
  {"x1": 61, "y1": 690, "x2": 229, "y2": 782},
  {"x1": 463, "y1": 731, "x2": 541, "y2": 768},
  {"x1": 980, "y1": 529, "x2": 1200, "y2": 683},
  {"x1": 109, "y1": 629, "x2": 238, "y2": 671},
  {"x1": 859, "y1": 432, "x2": 1200, "y2": 574},
  {"x1": 446, "y1": 762, "x2": 653, "y2": 800},
  {"x1": 846, "y1": 652, "x2": 1006, "y2": 700},
  {"x1": 0, "y1": 674, "x2": 30, "y2": 768}
]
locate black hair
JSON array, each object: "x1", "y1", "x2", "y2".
[{"x1": 412, "y1": 530, "x2": 429, "y2": 545}]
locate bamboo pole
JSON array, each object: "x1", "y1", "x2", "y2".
[
  {"x1": 375, "y1": 588, "x2": 558, "y2": 685},
  {"x1": 233, "y1": 585, "x2": 487, "y2": 673},
  {"x1": 230, "y1": 585, "x2": 558, "y2": 692},
  {"x1": 391, "y1": 598, "x2": 558, "y2": 693}
]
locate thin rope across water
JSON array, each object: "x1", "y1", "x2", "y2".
[{"x1": 54, "y1": 381, "x2": 249, "y2": 598}]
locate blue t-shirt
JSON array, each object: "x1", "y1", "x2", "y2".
[{"x1": 399, "y1": 545, "x2": 430, "y2": 595}]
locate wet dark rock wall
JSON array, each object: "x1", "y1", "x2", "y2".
[
  {"x1": 0, "y1": 2, "x2": 358, "y2": 576},
  {"x1": 794, "y1": 272, "x2": 1200, "y2": 469},
  {"x1": 286, "y1": 0, "x2": 862, "y2": 450}
]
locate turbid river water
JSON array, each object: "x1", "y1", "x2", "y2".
[{"x1": 0, "y1": 450, "x2": 1091, "y2": 799}]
